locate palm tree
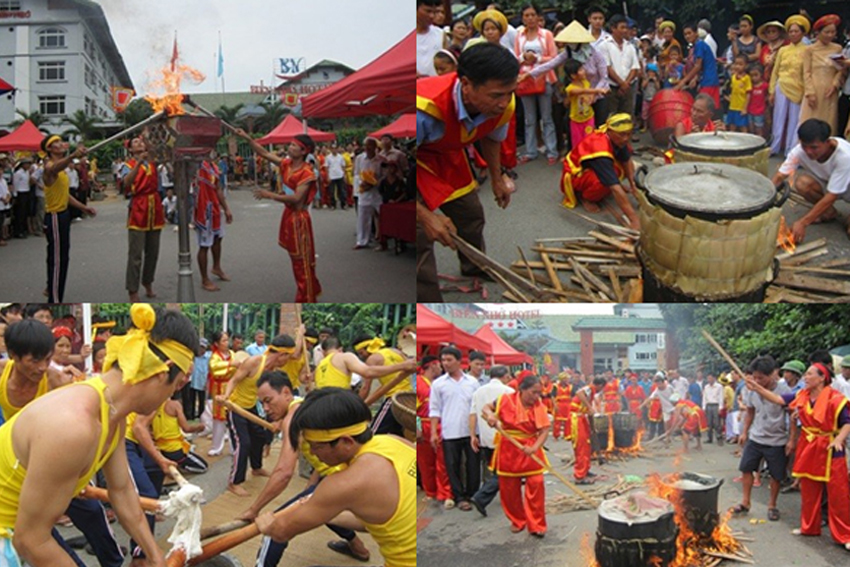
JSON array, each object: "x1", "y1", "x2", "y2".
[
  {"x1": 214, "y1": 104, "x2": 244, "y2": 127},
  {"x1": 62, "y1": 110, "x2": 103, "y2": 141},
  {"x1": 256, "y1": 101, "x2": 288, "y2": 134},
  {"x1": 9, "y1": 109, "x2": 49, "y2": 129}
]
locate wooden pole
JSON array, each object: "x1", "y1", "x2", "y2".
[
  {"x1": 700, "y1": 329, "x2": 747, "y2": 378},
  {"x1": 81, "y1": 485, "x2": 161, "y2": 513},
  {"x1": 223, "y1": 400, "x2": 276, "y2": 432},
  {"x1": 199, "y1": 519, "x2": 250, "y2": 540},
  {"x1": 364, "y1": 370, "x2": 414, "y2": 406}
]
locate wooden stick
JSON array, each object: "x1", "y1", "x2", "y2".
[
  {"x1": 81, "y1": 485, "x2": 161, "y2": 513},
  {"x1": 782, "y1": 266, "x2": 850, "y2": 277},
  {"x1": 168, "y1": 465, "x2": 189, "y2": 488},
  {"x1": 485, "y1": 267, "x2": 532, "y2": 302},
  {"x1": 589, "y1": 230, "x2": 635, "y2": 255},
  {"x1": 703, "y1": 551, "x2": 754, "y2": 564},
  {"x1": 568, "y1": 258, "x2": 613, "y2": 300},
  {"x1": 701, "y1": 330, "x2": 747, "y2": 378},
  {"x1": 532, "y1": 246, "x2": 629, "y2": 260},
  {"x1": 364, "y1": 370, "x2": 414, "y2": 406},
  {"x1": 775, "y1": 237, "x2": 827, "y2": 261},
  {"x1": 608, "y1": 266, "x2": 624, "y2": 302},
  {"x1": 517, "y1": 246, "x2": 537, "y2": 285},
  {"x1": 199, "y1": 519, "x2": 251, "y2": 540},
  {"x1": 87, "y1": 111, "x2": 166, "y2": 152},
  {"x1": 564, "y1": 208, "x2": 640, "y2": 238},
  {"x1": 774, "y1": 272, "x2": 850, "y2": 295},
  {"x1": 781, "y1": 248, "x2": 828, "y2": 266},
  {"x1": 535, "y1": 237, "x2": 597, "y2": 243},
  {"x1": 224, "y1": 400, "x2": 276, "y2": 432},
  {"x1": 540, "y1": 252, "x2": 563, "y2": 291}
]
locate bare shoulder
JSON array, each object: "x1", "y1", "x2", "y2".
[{"x1": 15, "y1": 388, "x2": 100, "y2": 465}]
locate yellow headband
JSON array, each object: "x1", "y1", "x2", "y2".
[
  {"x1": 103, "y1": 304, "x2": 194, "y2": 385},
  {"x1": 268, "y1": 344, "x2": 296, "y2": 354},
  {"x1": 355, "y1": 337, "x2": 385, "y2": 353},
  {"x1": 305, "y1": 336, "x2": 318, "y2": 345},
  {"x1": 44, "y1": 135, "x2": 62, "y2": 151},
  {"x1": 302, "y1": 421, "x2": 370, "y2": 443},
  {"x1": 603, "y1": 113, "x2": 634, "y2": 133},
  {"x1": 92, "y1": 321, "x2": 116, "y2": 330}
]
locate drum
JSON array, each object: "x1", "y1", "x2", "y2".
[
  {"x1": 671, "y1": 132, "x2": 770, "y2": 176},
  {"x1": 648, "y1": 89, "x2": 694, "y2": 145},
  {"x1": 391, "y1": 392, "x2": 417, "y2": 432},
  {"x1": 636, "y1": 163, "x2": 789, "y2": 302}
]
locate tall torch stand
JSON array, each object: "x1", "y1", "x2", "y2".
[{"x1": 174, "y1": 156, "x2": 197, "y2": 301}]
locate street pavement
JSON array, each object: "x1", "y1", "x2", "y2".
[
  {"x1": 434, "y1": 131, "x2": 850, "y2": 302},
  {"x1": 0, "y1": 183, "x2": 415, "y2": 302},
  {"x1": 417, "y1": 435, "x2": 848, "y2": 567}
]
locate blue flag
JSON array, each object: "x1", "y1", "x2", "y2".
[{"x1": 217, "y1": 39, "x2": 224, "y2": 78}]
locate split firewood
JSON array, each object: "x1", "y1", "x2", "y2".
[
  {"x1": 569, "y1": 258, "x2": 614, "y2": 300},
  {"x1": 776, "y1": 237, "x2": 827, "y2": 261},
  {"x1": 589, "y1": 230, "x2": 636, "y2": 254},
  {"x1": 541, "y1": 252, "x2": 564, "y2": 291},
  {"x1": 703, "y1": 551, "x2": 754, "y2": 564},
  {"x1": 781, "y1": 247, "x2": 828, "y2": 266}
]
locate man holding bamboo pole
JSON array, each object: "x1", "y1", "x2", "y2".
[{"x1": 353, "y1": 333, "x2": 413, "y2": 436}]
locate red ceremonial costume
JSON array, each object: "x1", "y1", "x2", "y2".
[
  {"x1": 789, "y1": 387, "x2": 850, "y2": 542},
  {"x1": 649, "y1": 385, "x2": 664, "y2": 423},
  {"x1": 569, "y1": 385, "x2": 595, "y2": 480},
  {"x1": 560, "y1": 130, "x2": 628, "y2": 208},
  {"x1": 278, "y1": 159, "x2": 321, "y2": 302},
  {"x1": 126, "y1": 159, "x2": 164, "y2": 230},
  {"x1": 492, "y1": 391, "x2": 550, "y2": 534},
  {"x1": 624, "y1": 383, "x2": 647, "y2": 418},
  {"x1": 541, "y1": 376, "x2": 554, "y2": 415},
  {"x1": 552, "y1": 382, "x2": 573, "y2": 440},
  {"x1": 602, "y1": 378, "x2": 621, "y2": 413},
  {"x1": 194, "y1": 160, "x2": 221, "y2": 231},
  {"x1": 676, "y1": 399, "x2": 708, "y2": 434},
  {"x1": 416, "y1": 73, "x2": 515, "y2": 211},
  {"x1": 416, "y1": 375, "x2": 451, "y2": 500}
]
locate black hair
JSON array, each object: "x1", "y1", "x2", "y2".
[
  {"x1": 270, "y1": 333, "x2": 296, "y2": 348},
  {"x1": 147, "y1": 308, "x2": 200, "y2": 383},
  {"x1": 749, "y1": 63, "x2": 764, "y2": 75},
  {"x1": 420, "y1": 355, "x2": 439, "y2": 367},
  {"x1": 5, "y1": 320, "x2": 55, "y2": 360},
  {"x1": 451, "y1": 19, "x2": 468, "y2": 31},
  {"x1": 0, "y1": 303, "x2": 22, "y2": 317},
  {"x1": 798, "y1": 119, "x2": 832, "y2": 144},
  {"x1": 520, "y1": 3, "x2": 538, "y2": 16},
  {"x1": 231, "y1": 333, "x2": 243, "y2": 341},
  {"x1": 469, "y1": 351, "x2": 486, "y2": 362},
  {"x1": 440, "y1": 346, "x2": 462, "y2": 360},
  {"x1": 593, "y1": 377, "x2": 607, "y2": 387},
  {"x1": 747, "y1": 355, "x2": 777, "y2": 376},
  {"x1": 24, "y1": 304, "x2": 52, "y2": 319},
  {"x1": 733, "y1": 53, "x2": 748, "y2": 64},
  {"x1": 519, "y1": 374, "x2": 540, "y2": 390},
  {"x1": 305, "y1": 327, "x2": 318, "y2": 340},
  {"x1": 417, "y1": 0, "x2": 441, "y2": 6},
  {"x1": 322, "y1": 336, "x2": 341, "y2": 351},
  {"x1": 808, "y1": 349, "x2": 833, "y2": 366},
  {"x1": 295, "y1": 134, "x2": 316, "y2": 154},
  {"x1": 257, "y1": 370, "x2": 294, "y2": 393},
  {"x1": 211, "y1": 330, "x2": 227, "y2": 344},
  {"x1": 352, "y1": 333, "x2": 375, "y2": 349},
  {"x1": 457, "y1": 42, "x2": 519, "y2": 86},
  {"x1": 586, "y1": 5, "x2": 605, "y2": 18},
  {"x1": 563, "y1": 58, "x2": 583, "y2": 80},
  {"x1": 609, "y1": 14, "x2": 627, "y2": 28},
  {"x1": 683, "y1": 22, "x2": 698, "y2": 33},
  {"x1": 92, "y1": 342, "x2": 106, "y2": 360},
  {"x1": 289, "y1": 388, "x2": 373, "y2": 449},
  {"x1": 320, "y1": 327, "x2": 334, "y2": 336},
  {"x1": 490, "y1": 365, "x2": 509, "y2": 379},
  {"x1": 434, "y1": 51, "x2": 457, "y2": 66}
]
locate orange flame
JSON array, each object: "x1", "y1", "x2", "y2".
[
  {"x1": 580, "y1": 533, "x2": 601, "y2": 567},
  {"x1": 607, "y1": 414, "x2": 615, "y2": 452},
  {"x1": 144, "y1": 44, "x2": 205, "y2": 115},
  {"x1": 777, "y1": 216, "x2": 796, "y2": 253}
]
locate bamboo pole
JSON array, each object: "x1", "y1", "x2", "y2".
[
  {"x1": 700, "y1": 329, "x2": 747, "y2": 378},
  {"x1": 88, "y1": 111, "x2": 166, "y2": 152},
  {"x1": 223, "y1": 400, "x2": 276, "y2": 432}
]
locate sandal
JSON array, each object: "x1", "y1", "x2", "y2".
[
  {"x1": 458, "y1": 500, "x2": 473, "y2": 512},
  {"x1": 768, "y1": 508, "x2": 780, "y2": 521},
  {"x1": 327, "y1": 540, "x2": 370, "y2": 562},
  {"x1": 575, "y1": 478, "x2": 596, "y2": 485},
  {"x1": 729, "y1": 504, "x2": 750, "y2": 515}
]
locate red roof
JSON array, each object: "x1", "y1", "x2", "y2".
[
  {"x1": 256, "y1": 114, "x2": 335, "y2": 145},
  {"x1": 301, "y1": 31, "x2": 414, "y2": 118},
  {"x1": 473, "y1": 324, "x2": 534, "y2": 365},
  {"x1": 370, "y1": 114, "x2": 415, "y2": 139},
  {"x1": 417, "y1": 305, "x2": 492, "y2": 355},
  {"x1": 0, "y1": 120, "x2": 45, "y2": 152}
]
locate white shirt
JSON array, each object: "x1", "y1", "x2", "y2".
[
  {"x1": 601, "y1": 37, "x2": 640, "y2": 86},
  {"x1": 702, "y1": 382, "x2": 725, "y2": 408},
  {"x1": 470, "y1": 380, "x2": 515, "y2": 448},
  {"x1": 66, "y1": 167, "x2": 79, "y2": 189},
  {"x1": 353, "y1": 152, "x2": 382, "y2": 205},
  {"x1": 832, "y1": 375, "x2": 850, "y2": 400},
  {"x1": 159, "y1": 164, "x2": 173, "y2": 188},
  {"x1": 429, "y1": 371, "x2": 480, "y2": 440},
  {"x1": 673, "y1": 376, "x2": 690, "y2": 399},
  {"x1": 12, "y1": 168, "x2": 30, "y2": 195},
  {"x1": 325, "y1": 153, "x2": 346, "y2": 180},
  {"x1": 589, "y1": 27, "x2": 612, "y2": 49},
  {"x1": 779, "y1": 138, "x2": 850, "y2": 202},
  {"x1": 312, "y1": 344, "x2": 325, "y2": 367},
  {"x1": 417, "y1": 25, "x2": 444, "y2": 77},
  {"x1": 649, "y1": 386, "x2": 674, "y2": 418},
  {"x1": 32, "y1": 166, "x2": 44, "y2": 198},
  {"x1": 0, "y1": 176, "x2": 10, "y2": 211},
  {"x1": 162, "y1": 195, "x2": 177, "y2": 215},
  {"x1": 703, "y1": 33, "x2": 718, "y2": 57},
  {"x1": 501, "y1": 24, "x2": 518, "y2": 53}
]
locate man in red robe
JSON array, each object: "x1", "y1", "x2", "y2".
[
  {"x1": 417, "y1": 356, "x2": 451, "y2": 502},
  {"x1": 417, "y1": 42, "x2": 518, "y2": 301},
  {"x1": 570, "y1": 377, "x2": 606, "y2": 484},
  {"x1": 669, "y1": 394, "x2": 709, "y2": 452},
  {"x1": 483, "y1": 374, "x2": 550, "y2": 537},
  {"x1": 560, "y1": 113, "x2": 640, "y2": 229},
  {"x1": 623, "y1": 373, "x2": 646, "y2": 418},
  {"x1": 193, "y1": 157, "x2": 233, "y2": 292},
  {"x1": 552, "y1": 372, "x2": 573, "y2": 440},
  {"x1": 601, "y1": 375, "x2": 622, "y2": 413}
]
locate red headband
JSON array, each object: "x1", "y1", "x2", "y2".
[
  {"x1": 52, "y1": 326, "x2": 74, "y2": 340},
  {"x1": 293, "y1": 138, "x2": 310, "y2": 153},
  {"x1": 813, "y1": 362, "x2": 832, "y2": 383}
]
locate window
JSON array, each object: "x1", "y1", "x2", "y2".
[
  {"x1": 0, "y1": 1, "x2": 21, "y2": 10},
  {"x1": 84, "y1": 33, "x2": 95, "y2": 59},
  {"x1": 38, "y1": 61, "x2": 65, "y2": 81},
  {"x1": 84, "y1": 64, "x2": 95, "y2": 88},
  {"x1": 38, "y1": 27, "x2": 66, "y2": 49},
  {"x1": 635, "y1": 352, "x2": 658, "y2": 361},
  {"x1": 658, "y1": 334, "x2": 666, "y2": 349},
  {"x1": 39, "y1": 95, "x2": 65, "y2": 116}
]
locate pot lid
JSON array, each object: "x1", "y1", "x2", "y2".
[
  {"x1": 598, "y1": 492, "x2": 674, "y2": 525},
  {"x1": 662, "y1": 471, "x2": 722, "y2": 491},
  {"x1": 642, "y1": 163, "x2": 776, "y2": 215},
  {"x1": 676, "y1": 132, "x2": 767, "y2": 152}
]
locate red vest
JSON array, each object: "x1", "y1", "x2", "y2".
[
  {"x1": 194, "y1": 160, "x2": 221, "y2": 231},
  {"x1": 570, "y1": 385, "x2": 595, "y2": 415},
  {"x1": 602, "y1": 379, "x2": 621, "y2": 413},
  {"x1": 676, "y1": 399, "x2": 708, "y2": 432},
  {"x1": 553, "y1": 382, "x2": 573, "y2": 419},
  {"x1": 624, "y1": 384, "x2": 646, "y2": 416},
  {"x1": 416, "y1": 375, "x2": 431, "y2": 419},
  {"x1": 416, "y1": 73, "x2": 514, "y2": 210},
  {"x1": 492, "y1": 391, "x2": 550, "y2": 476},
  {"x1": 790, "y1": 387, "x2": 849, "y2": 482},
  {"x1": 560, "y1": 130, "x2": 627, "y2": 208},
  {"x1": 126, "y1": 159, "x2": 164, "y2": 231},
  {"x1": 649, "y1": 385, "x2": 663, "y2": 422}
]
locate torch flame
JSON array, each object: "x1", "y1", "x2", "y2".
[
  {"x1": 777, "y1": 216, "x2": 796, "y2": 254},
  {"x1": 144, "y1": 41, "x2": 205, "y2": 116}
]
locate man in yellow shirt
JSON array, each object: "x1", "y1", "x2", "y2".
[
  {"x1": 256, "y1": 387, "x2": 416, "y2": 567},
  {"x1": 352, "y1": 334, "x2": 414, "y2": 436},
  {"x1": 315, "y1": 336, "x2": 415, "y2": 392}
]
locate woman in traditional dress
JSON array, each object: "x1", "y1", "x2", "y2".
[
  {"x1": 769, "y1": 15, "x2": 810, "y2": 155},
  {"x1": 799, "y1": 15, "x2": 845, "y2": 136}
]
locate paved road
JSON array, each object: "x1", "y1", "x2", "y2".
[
  {"x1": 0, "y1": 183, "x2": 415, "y2": 302},
  {"x1": 434, "y1": 131, "x2": 850, "y2": 302}
]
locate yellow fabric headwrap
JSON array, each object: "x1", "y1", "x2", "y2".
[
  {"x1": 268, "y1": 344, "x2": 296, "y2": 354},
  {"x1": 355, "y1": 337, "x2": 385, "y2": 354},
  {"x1": 305, "y1": 336, "x2": 318, "y2": 345},
  {"x1": 302, "y1": 421, "x2": 370, "y2": 443},
  {"x1": 603, "y1": 113, "x2": 634, "y2": 133},
  {"x1": 44, "y1": 135, "x2": 62, "y2": 150},
  {"x1": 102, "y1": 304, "x2": 194, "y2": 385}
]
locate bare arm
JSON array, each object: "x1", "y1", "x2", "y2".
[
  {"x1": 342, "y1": 352, "x2": 415, "y2": 380},
  {"x1": 172, "y1": 401, "x2": 203, "y2": 433},
  {"x1": 240, "y1": 414, "x2": 298, "y2": 520},
  {"x1": 255, "y1": 178, "x2": 311, "y2": 205},
  {"x1": 235, "y1": 128, "x2": 283, "y2": 165},
  {"x1": 221, "y1": 357, "x2": 257, "y2": 402},
  {"x1": 133, "y1": 410, "x2": 176, "y2": 474},
  {"x1": 479, "y1": 136, "x2": 509, "y2": 209}
]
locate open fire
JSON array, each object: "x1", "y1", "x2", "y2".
[
  {"x1": 777, "y1": 216, "x2": 796, "y2": 254},
  {"x1": 144, "y1": 41, "x2": 205, "y2": 115}
]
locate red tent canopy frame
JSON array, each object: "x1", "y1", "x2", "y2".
[
  {"x1": 0, "y1": 120, "x2": 45, "y2": 152},
  {"x1": 256, "y1": 114, "x2": 335, "y2": 145},
  {"x1": 473, "y1": 324, "x2": 533, "y2": 365},
  {"x1": 370, "y1": 114, "x2": 415, "y2": 139},
  {"x1": 301, "y1": 31, "x2": 414, "y2": 119},
  {"x1": 417, "y1": 305, "x2": 491, "y2": 356}
]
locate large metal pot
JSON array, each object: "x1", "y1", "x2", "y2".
[
  {"x1": 595, "y1": 492, "x2": 678, "y2": 567},
  {"x1": 671, "y1": 132, "x2": 770, "y2": 176},
  {"x1": 612, "y1": 412, "x2": 638, "y2": 448},
  {"x1": 662, "y1": 472, "x2": 724, "y2": 536},
  {"x1": 591, "y1": 414, "x2": 609, "y2": 452}
]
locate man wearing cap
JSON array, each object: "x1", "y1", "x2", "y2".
[
  {"x1": 779, "y1": 360, "x2": 805, "y2": 395},
  {"x1": 353, "y1": 137, "x2": 383, "y2": 250},
  {"x1": 560, "y1": 113, "x2": 640, "y2": 229},
  {"x1": 40, "y1": 135, "x2": 96, "y2": 302}
]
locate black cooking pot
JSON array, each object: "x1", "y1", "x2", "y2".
[
  {"x1": 596, "y1": 493, "x2": 679, "y2": 567},
  {"x1": 662, "y1": 472, "x2": 724, "y2": 536}
]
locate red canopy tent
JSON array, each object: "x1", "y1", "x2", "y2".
[
  {"x1": 0, "y1": 120, "x2": 45, "y2": 152},
  {"x1": 473, "y1": 324, "x2": 533, "y2": 365},
  {"x1": 256, "y1": 114, "x2": 336, "y2": 145},
  {"x1": 417, "y1": 305, "x2": 491, "y2": 355},
  {"x1": 370, "y1": 114, "x2": 415, "y2": 139},
  {"x1": 301, "y1": 31, "x2": 414, "y2": 118}
]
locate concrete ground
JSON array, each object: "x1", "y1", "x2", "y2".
[
  {"x1": 0, "y1": 182, "x2": 414, "y2": 302},
  {"x1": 417, "y1": 435, "x2": 850, "y2": 567},
  {"x1": 434, "y1": 131, "x2": 850, "y2": 302}
]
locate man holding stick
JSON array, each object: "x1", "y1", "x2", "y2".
[
  {"x1": 315, "y1": 336, "x2": 415, "y2": 392},
  {"x1": 353, "y1": 334, "x2": 413, "y2": 436}
]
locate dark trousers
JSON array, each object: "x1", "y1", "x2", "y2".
[
  {"x1": 12, "y1": 190, "x2": 33, "y2": 237},
  {"x1": 592, "y1": 97, "x2": 610, "y2": 127},
  {"x1": 181, "y1": 385, "x2": 193, "y2": 420},
  {"x1": 416, "y1": 190, "x2": 486, "y2": 301},
  {"x1": 65, "y1": 496, "x2": 125, "y2": 567},
  {"x1": 161, "y1": 449, "x2": 208, "y2": 474},
  {"x1": 647, "y1": 420, "x2": 664, "y2": 439},
  {"x1": 255, "y1": 479, "x2": 356, "y2": 567},
  {"x1": 125, "y1": 440, "x2": 163, "y2": 558},
  {"x1": 838, "y1": 94, "x2": 850, "y2": 140},
  {"x1": 605, "y1": 84, "x2": 637, "y2": 118},
  {"x1": 472, "y1": 446, "x2": 499, "y2": 509},
  {"x1": 443, "y1": 437, "x2": 480, "y2": 502},
  {"x1": 126, "y1": 229, "x2": 161, "y2": 293},
  {"x1": 328, "y1": 178, "x2": 346, "y2": 208},
  {"x1": 227, "y1": 406, "x2": 272, "y2": 485},
  {"x1": 705, "y1": 403, "x2": 721, "y2": 442},
  {"x1": 189, "y1": 387, "x2": 206, "y2": 421},
  {"x1": 45, "y1": 209, "x2": 71, "y2": 302},
  {"x1": 371, "y1": 397, "x2": 404, "y2": 436}
]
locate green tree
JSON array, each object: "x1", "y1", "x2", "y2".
[
  {"x1": 10, "y1": 109, "x2": 49, "y2": 129},
  {"x1": 256, "y1": 101, "x2": 288, "y2": 134},
  {"x1": 214, "y1": 104, "x2": 245, "y2": 126},
  {"x1": 117, "y1": 98, "x2": 154, "y2": 128},
  {"x1": 62, "y1": 110, "x2": 104, "y2": 141}
]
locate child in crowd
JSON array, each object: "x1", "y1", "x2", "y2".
[
  {"x1": 747, "y1": 63, "x2": 768, "y2": 138},
  {"x1": 163, "y1": 187, "x2": 177, "y2": 225},
  {"x1": 433, "y1": 49, "x2": 458, "y2": 76},
  {"x1": 563, "y1": 59, "x2": 608, "y2": 148},
  {"x1": 663, "y1": 47, "x2": 684, "y2": 88},
  {"x1": 641, "y1": 63, "x2": 661, "y2": 132},
  {"x1": 725, "y1": 54, "x2": 752, "y2": 132}
]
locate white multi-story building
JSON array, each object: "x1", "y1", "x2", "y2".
[{"x1": 0, "y1": 0, "x2": 133, "y2": 134}]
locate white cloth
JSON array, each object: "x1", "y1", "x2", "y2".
[
  {"x1": 354, "y1": 152, "x2": 383, "y2": 209},
  {"x1": 832, "y1": 375, "x2": 850, "y2": 400},
  {"x1": 590, "y1": 27, "x2": 612, "y2": 49},
  {"x1": 312, "y1": 344, "x2": 325, "y2": 367},
  {"x1": 778, "y1": 138, "x2": 850, "y2": 201},
  {"x1": 429, "y1": 372, "x2": 480, "y2": 440},
  {"x1": 672, "y1": 377, "x2": 689, "y2": 399},
  {"x1": 356, "y1": 199, "x2": 381, "y2": 247},
  {"x1": 159, "y1": 164, "x2": 173, "y2": 189},
  {"x1": 163, "y1": 195, "x2": 177, "y2": 216},
  {"x1": 325, "y1": 153, "x2": 346, "y2": 180},
  {"x1": 417, "y1": 25, "x2": 444, "y2": 77},
  {"x1": 648, "y1": 387, "x2": 674, "y2": 420},
  {"x1": 601, "y1": 37, "x2": 641, "y2": 86},
  {"x1": 12, "y1": 168, "x2": 30, "y2": 195},
  {"x1": 470, "y1": 381, "x2": 515, "y2": 449},
  {"x1": 702, "y1": 382, "x2": 724, "y2": 408},
  {"x1": 66, "y1": 167, "x2": 79, "y2": 189},
  {"x1": 501, "y1": 24, "x2": 518, "y2": 53},
  {"x1": 32, "y1": 166, "x2": 44, "y2": 198},
  {"x1": 0, "y1": 177, "x2": 10, "y2": 211}
]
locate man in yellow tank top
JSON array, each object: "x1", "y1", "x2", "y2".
[
  {"x1": 0, "y1": 304, "x2": 197, "y2": 567},
  {"x1": 315, "y1": 336, "x2": 416, "y2": 393},
  {"x1": 218, "y1": 332, "x2": 299, "y2": 497},
  {"x1": 255, "y1": 387, "x2": 416, "y2": 567},
  {"x1": 40, "y1": 135, "x2": 97, "y2": 302},
  {"x1": 353, "y1": 334, "x2": 414, "y2": 436}
]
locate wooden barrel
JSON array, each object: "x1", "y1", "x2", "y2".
[{"x1": 648, "y1": 90, "x2": 693, "y2": 145}]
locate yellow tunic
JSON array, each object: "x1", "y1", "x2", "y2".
[
  {"x1": 375, "y1": 348, "x2": 412, "y2": 397},
  {"x1": 44, "y1": 168, "x2": 70, "y2": 214},
  {"x1": 230, "y1": 354, "x2": 265, "y2": 409},
  {"x1": 0, "y1": 376, "x2": 121, "y2": 536},
  {"x1": 210, "y1": 349, "x2": 236, "y2": 421},
  {"x1": 125, "y1": 412, "x2": 140, "y2": 444},
  {"x1": 279, "y1": 357, "x2": 304, "y2": 392},
  {"x1": 351, "y1": 436, "x2": 416, "y2": 567},
  {"x1": 0, "y1": 360, "x2": 49, "y2": 422},
  {"x1": 315, "y1": 353, "x2": 351, "y2": 390},
  {"x1": 289, "y1": 398, "x2": 345, "y2": 477},
  {"x1": 153, "y1": 403, "x2": 188, "y2": 454},
  {"x1": 769, "y1": 41, "x2": 806, "y2": 103},
  {"x1": 800, "y1": 42, "x2": 843, "y2": 136}
]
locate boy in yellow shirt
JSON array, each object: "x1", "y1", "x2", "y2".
[
  {"x1": 563, "y1": 59, "x2": 608, "y2": 147},
  {"x1": 725, "y1": 55, "x2": 752, "y2": 132}
]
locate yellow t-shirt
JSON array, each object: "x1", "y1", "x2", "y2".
[
  {"x1": 729, "y1": 73, "x2": 752, "y2": 112},
  {"x1": 375, "y1": 348, "x2": 412, "y2": 397},
  {"x1": 153, "y1": 403, "x2": 188, "y2": 454},
  {"x1": 315, "y1": 353, "x2": 351, "y2": 390},
  {"x1": 230, "y1": 354, "x2": 265, "y2": 409},
  {"x1": 0, "y1": 360, "x2": 49, "y2": 422},
  {"x1": 279, "y1": 358, "x2": 304, "y2": 392},
  {"x1": 566, "y1": 79, "x2": 594, "y2": 124},
  {"x1": 44, "y1": 168, "x2": 70, "y2": 214}
]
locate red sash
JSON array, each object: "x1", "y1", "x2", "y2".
[
  {"x1": 492, "y1": 391, "x2": 550, "y2": 476},
  {"x1": 560, "y1": 130, "x2": 625, "y2": 208},
  {"x1": 126, "y1": 159, "x2": 164, "y2": 230}
]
